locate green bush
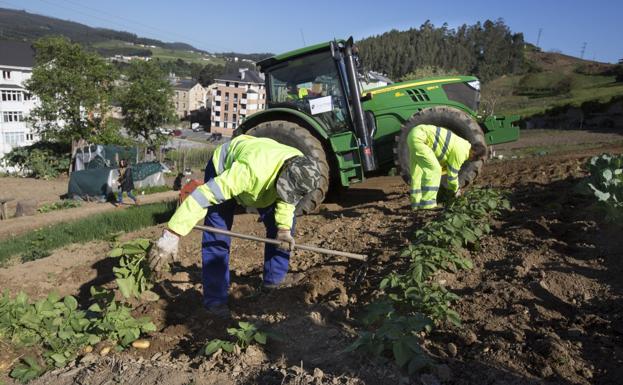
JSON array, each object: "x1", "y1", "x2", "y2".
[
  {"x1": 2, "y1": 141, "x2": 71, "y2": 179},
  {"x1": 37, "y1": 200, "x2": 82, "y2": 213}
]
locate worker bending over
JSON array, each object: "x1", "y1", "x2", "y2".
[
  {"x1": 149, "y1": 135, "x2": 320, "y2": 317},
  {"x1": 408, "y1": 124, "x2": 486, "y2": 209}
]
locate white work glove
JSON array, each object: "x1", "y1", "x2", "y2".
[
  {"x1": 455, "y1": 189, "x2": 462, "y2": 198},
  {"x1": 148, "y1": 229, "x2": 179, "y2": 273},
  {"x1": 276, "y1": 228, "x2": 295, "y2": 252}
]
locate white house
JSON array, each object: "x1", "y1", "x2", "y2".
[{"x1": 0, "y1": 41, "x2": 39, "y2": 168}]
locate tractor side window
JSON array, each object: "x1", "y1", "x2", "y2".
[{"x1": 267, "y1": 52, "x2": 350, "y2": 133}]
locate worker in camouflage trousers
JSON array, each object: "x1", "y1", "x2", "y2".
[
  {"x1": 407, "y1": 124, "x2": 486, "y2": 210},
  {"x1": 148, "y1": 135, "x2": 321, "y2": 317}
]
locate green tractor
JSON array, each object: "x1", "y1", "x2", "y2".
[{"x1": 236, "y1": 37, "x2": 519, "y2": 213}]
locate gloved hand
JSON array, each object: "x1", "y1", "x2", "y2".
[
  {"x1": 455, "y1": 189, "x2": 462, "y2": 198},
  {"x1": 148, "y1": 229, "x2": 180, "y2": 273},
  {"x1": 276, "y1": 228, "x2": 295, "y2": 252}
]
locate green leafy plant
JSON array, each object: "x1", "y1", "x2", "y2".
[
  {"x1": 1, "y1": 141, "x2": 71, "y2": 179},
  {"x1": 37, "y1": 200, "x2": 81, "y2": 213},
  {"x1": 109, "y1": 239, "x2": 153, "y2": 298},
  {"x1": 204, "y1": 321, "x2": 271, "y2": 356},
  {"x1": 9, "y1": 357, "x2": 45, "y2": 383},
  {"x1": 584, "y1": 153, "x2": 623, "y2": 222}
]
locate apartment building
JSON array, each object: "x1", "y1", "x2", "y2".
[
  {"x1": 172, "y1": 79, "x2": 207, "y2": 119},
  {"x1": 210, "y1": 69, "x2": 266, "y2": 135},
  {"x1": 0, "y1": 41, "x2": 38, "y2": 169}
]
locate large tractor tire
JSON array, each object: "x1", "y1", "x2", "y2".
[
  {"x1": 394, "y1": 106, "x2": 487, "y2": 189},
  {"x1": 247, "y1": 120, "x2": 330, "y2": 215}
]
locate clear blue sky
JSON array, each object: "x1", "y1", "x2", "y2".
[{"x1": 1, "y1": 0, "x2": 621, "y2": 63}]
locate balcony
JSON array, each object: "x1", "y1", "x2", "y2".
[
  {"x1": 241, "y1": 99, "x2": 247, "y2": 104},
  {"x1": 214, "y1": 95, "x2": 221, "y2": 102},
  {"x1": 213, "y1": 106, "x2": 221, "y2": 112}
]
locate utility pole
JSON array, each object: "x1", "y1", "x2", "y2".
[
  {"x1": 300, "y1": 29, "x2": 306, "y2": 46},
  {"x1": 580, "y1": 42, "x2": 587, "y2": 59},
  {"x1": 536, "y1": 28, "x2": 543, "y2": 49}
]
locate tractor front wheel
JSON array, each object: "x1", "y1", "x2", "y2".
[
  {"x1": 247, "y1": 120, "x2": 330, "y2": 215},
  {"x1": 394, "y1": 106, "x2": 488, "y2": 189}
]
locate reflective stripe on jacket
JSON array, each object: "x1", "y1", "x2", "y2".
[
  {"x1": 407, "y1": 124, "x2": 471, "y2": 201},
  {"x1": 168, "y1": 135, "x2": 303, "y2": 236}
]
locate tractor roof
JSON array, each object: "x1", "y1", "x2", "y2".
[{"x1": 258, "y1": 39, "x2": 345, "y2": 72}]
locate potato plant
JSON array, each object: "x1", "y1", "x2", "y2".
[
  {"x1": 349, "y1": 188, "x2": 509, "y2": 374},
  {"x1": 0, "y1": 239, "x2": 158, "y2": 382},
  {"x1": 204, "y1": 321, "x2": 272, "y2": 356},
  {"x1": 585, "y1": 153, "x2": 623, "y2": 221}
]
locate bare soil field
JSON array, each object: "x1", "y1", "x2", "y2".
[{"x1": 1, "y1": 133, "x2": 622, "y2": 385}]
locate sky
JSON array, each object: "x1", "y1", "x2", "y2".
[{"x1": 0, "y1": 0, "x2": 621, "y2": 63}]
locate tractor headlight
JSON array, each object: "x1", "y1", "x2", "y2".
[{"x1": 466, "y1": 80, "x2": 480, "y2": 91}]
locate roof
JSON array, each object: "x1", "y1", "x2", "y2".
[
  {"x1": 257, "y1": 39, "x2": 346, "y2": 71},
  {"x1": 173, "y1": 79, "x2": 200, "y2": 90},
  {"x1": 0, "y1": 83, "x2": 24, "y2": 89},
  {"x1": 215, "y1": 70, "x2": 264, "y2": 84},
  {"x1": 0, "y1": 41, "x2": 35, "y2": 68}
]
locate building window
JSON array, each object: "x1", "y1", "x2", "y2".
[
  {"x1": 3, "y1": 131, "x2": 25, "y2": 145},
  {"x1": 234, "y1": 82, "x2": 238, "y2": 88},
  {"x1": 214, "y1": 121, "x2": 219, "y2": 127},
  {"x1": 215, "y1": 101, "x2": 221, "y2": 106},
  {"x1": 215, "y1": 111, "x2": 220, "y2": 116},
  {"x1": 241, "y1": 103, "x2": 246, "y2": 109},
  {"x1": 217, "y1": 90, "x2": 221, "y2": 96},
  {"x1": 1, "y1": 90, "x2": 22, "y2": 101},
  {"x1": 2, "y1": 111, "x2": 23, "y2": 122},
  {"x1": 26, "y1": 133, "x2": 34, "y2": 141},
  {"x1": 242, "y1": 93, "x2": 247, "y2": 99},
  {"x1": 24, "y1": 93, "x2": 32, "y2": 101},
  {"x1": 2, "y1": 71, "x2": 10, "y2": 80},
  {"x1": 232, "y1": 122, "x2": 237, "y2": 129},
  {"x1": 224, "y1": 113, "x2": 228, "y2": 121},
  {"x1": 233, "y1": 114, "x2": 237, "y2": 122},
  {"x1": 225, "y1": 82, "x2": 230, "y2": 87}
]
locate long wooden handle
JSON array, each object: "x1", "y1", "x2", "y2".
[{"x1": 193, "y1": 225, "x2": 367, "y2": 262}]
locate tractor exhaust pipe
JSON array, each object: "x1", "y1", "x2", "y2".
[{"x1": 343, "y1": 38, "x2": 378, "y2": 172}]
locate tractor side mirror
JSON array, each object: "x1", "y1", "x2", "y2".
[{"x1": 360, "y1": 92, "x2": 373, "y2": 102}]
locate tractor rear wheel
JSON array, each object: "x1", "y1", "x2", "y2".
[
  {"x1": 247, "y1": 120, "x2": 330, "y2": 215},
  {"x1": 394, "y1": 106, "x2": 487, "y2": 189}
]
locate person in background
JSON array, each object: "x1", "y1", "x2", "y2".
[
  {"x1": 117, "y1": 159, "x2": 139, "y2": 206},
  {"x1": 407, "y1": 124, "x2": 486, "y2": 210}
]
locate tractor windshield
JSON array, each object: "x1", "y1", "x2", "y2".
[{"x1": 266, "y1": 51, "x2": 350, "y2": 133}]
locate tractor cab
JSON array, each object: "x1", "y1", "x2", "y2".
[{"x1": 259, "y1": 38, "x2": 378, "y2": 172}]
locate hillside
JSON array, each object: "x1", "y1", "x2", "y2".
[
  {"x1": 482, "y1": 47, "x2": 623, "y2": 117},
  {"x1": 0, "y1": 7, "x2": 198, "y2": 52},
  {"x1": 0, "y1": 7, "x2": 268, "y2": 67}
]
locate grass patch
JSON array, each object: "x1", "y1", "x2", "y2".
[
  {"x1": 133, "y1": 185, "x2": 172, "y2": 195},
  {"x1": 0, "y1": 201, "x2": 176, "y2": 266}
]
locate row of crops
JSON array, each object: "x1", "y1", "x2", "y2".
[
  {"x1": 0, "y1": 240, "x2": 157, "y2": 382},
  {"x1": 347, "y1": 188, "x2": 509, "y2": 373}
]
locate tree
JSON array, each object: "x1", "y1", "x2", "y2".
[
  {"x1": 118, "y1": 60, "x2": 176, "y2": 148},
  {"x1": 197, "y1": 63, "x2": 225, "y2": 86},
  {"x1": 26, "y1": 37, "x2": 118, "y2": 146}
]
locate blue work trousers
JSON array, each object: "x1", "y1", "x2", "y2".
[{"x1": 201, "y1": 160, "x2": 295, "y2": 308}]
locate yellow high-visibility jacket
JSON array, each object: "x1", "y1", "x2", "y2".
[
  {"x1": 407, "y1": 125, "x2": 471, "y2": 208},
  {"x1": 168, "y1": 135, "x2": 303, "y2": 236}
]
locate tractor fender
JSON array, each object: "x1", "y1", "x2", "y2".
[{"x1": 237, "y1": 108, "x2": 329, "y2": 140}]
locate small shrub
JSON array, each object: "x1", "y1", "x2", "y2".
[{"x1": 2, "y1": 141, "x2": 70, "y2": 179}]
